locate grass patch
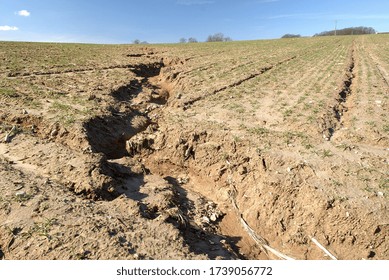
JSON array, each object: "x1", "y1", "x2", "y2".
[
  {"x1": 283, "y1": 108, "x2": 293, "y2": 118},
  {"x1": 0, "y1": 87, "x2": 19, "y2": 98},
  {"x1": 51, "y1": 101, "x2": 72, "y2": 112},
  {"x1": 49, "y1": 101, "x2": 78, "y2": 126},
  {"x1": 14, "y1": 192, "x2": 33, "y2": 203},
  {"x1": 61, "y1": 115, "x2": 76, "y2": 126},
  {"x1": 321, "y1": 149, "x2": 333, "y2": 158},
  {"x1": 248, "y1": 127, "x2": 269, "y2": 136},
  {"x1": 223, "y1": 102, "x2": 245, "y2": 114},
  {"x1": 22, "y1": 218, "x2": 58, "y2": 241},
  {"x1": 379, "y1": 178, "x2": 389, "y2": 190}
]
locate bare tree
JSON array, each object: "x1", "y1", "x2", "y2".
[
  {"x1": 188, "y1": 37, "x2": 198, "y2": 43},
  {"x1": 207, "y1": 32, "x2": 224, "y2": 42},
  {"x1": 281, "y1": 34, "x2": 301, "y2": 38},
  {"x1": 133, "y1": 39, "x2": 148, "y2": 44},
  {"x1": 206, "y1": 33, "x2": 232, "y2": 42},
  {"x1": 179, "y1": 38, "x2": 187, "y2": 43}
]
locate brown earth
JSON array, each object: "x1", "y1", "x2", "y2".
[{"x1": 0, "y1": 36, "x2": 388, "y2": 260}]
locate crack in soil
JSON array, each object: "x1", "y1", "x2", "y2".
[
  {"x1": 213, "y1": 56, "x2": 297, "y2": 94},
  {"x1": 84, "y1": 62, "x2": 165, "y2": 160},
  {"x1": 82, "y1": 59, "x2": 246, "y2": 259},
  {"x1": 320, "y1": 45, "x2": 355, "y2": 141},
  {"x1": 183, "y1": 56, "x2": 297, "y2": 108},
  {"x1": 6, "y1": 64, "x2": 140, "y2": 78}
]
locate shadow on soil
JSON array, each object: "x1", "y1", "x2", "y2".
[
  {"x1": 84, "y1": 62, "x2": 164, "y2": 159},
  {"x1": 131, "y1": 62, "x2": 164, "y2": 78},
  {"x1": 165, "y1": 176, "x2": 245, "y2": 260}
]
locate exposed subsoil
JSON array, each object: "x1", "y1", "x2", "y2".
[{"x1": 0, "y1": 40, "x2": 388, "y2": 260}]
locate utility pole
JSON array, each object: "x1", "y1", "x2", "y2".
[{"x1": 334, "y1": 20, "x2": 338, "y2": 36}]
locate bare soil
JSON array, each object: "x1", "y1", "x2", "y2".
[{"x1": 0, "y1": 37, "x2": 388, "y2": 260}]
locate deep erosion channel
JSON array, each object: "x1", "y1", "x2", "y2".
[
  {"x1": 83, "y1": 55, "x2": 385, "y2": 260},
  {"x1": 83, "y1": 58, "x2": 279, "y2": 259}
]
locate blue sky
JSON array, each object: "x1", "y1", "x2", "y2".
[{"x1": 1, "y1": 0, "x2": 389, "y2": 44}]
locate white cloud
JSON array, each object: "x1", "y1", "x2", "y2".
[
  {"x1": 0, "y1": 25, "x2": 19, "y2": 31},
  {"x1": 17, "y1": 10, "x2": 31, "y2": 17},
  {"x1": 177, "y1": 0, "x2": 214, "y2": 5}
]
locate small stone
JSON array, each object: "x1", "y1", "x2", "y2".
[
  {"x1": 207, "y1": 201, "x2": 216, "y2": 208},
  {"x1": 15, "y1": 191, "x2": 26, "y2": 197},
  {"x1": 287, "y1": 167, "x2": 292, "y2": 173},
  {"x1": 201, "y1": 216, "x2": 210, "y2": 223},
  {"x1": 210, "y1": 213, "x2": 218, "y2": 222},
  {"x1": 238, "y1": 166, "x2": 247, "y2": 175},
  {"x1": 177, "y1": 176, "x2": 189, "y2": 184},
  {"x1": 377, "y1": 192, "x2": 384, "y2": 197},
  {"x1": 50, "y1": 128, "x2": 58, "y2": 137},
  {"x1": 14, "y1": 185, "x2": 24, "y2": 191},
  {"x1": 88, "y1": 94, "x2": 96, "y2": 100}
]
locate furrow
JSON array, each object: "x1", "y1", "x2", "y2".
[
  {"x1": 7, "y1": 64, "x2": 135, "y2": 78},
  {"x1": 184, "y1": 56, "x2": 297, "y2": 107}
]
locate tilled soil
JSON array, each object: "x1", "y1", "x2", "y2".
[{"x1": 0, "y1": 37, "x2": 388, "y2": 260}]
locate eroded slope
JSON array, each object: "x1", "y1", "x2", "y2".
[{"x1": 1, "y1": 37, "x2": 388, "y2": 260}]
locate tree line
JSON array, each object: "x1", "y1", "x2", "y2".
[
  {"x1": 180, "y1": 33, "x2": 232, "y2": 43},
  {"x1": 281, "y1": 26, "x2": 376, "y2": 39},
  {"x1": 281, "y1": 34, "x2": 301, "y2": 38},
  {"x1": 313, "y1": 26, "x2": 376, "y2": 37},
  {"x1": 133, "y1": 26, "x2": 378, "y2": 45},
  {"x1": 133, "y1": 32, "x2": 232, "y2": 44}
]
